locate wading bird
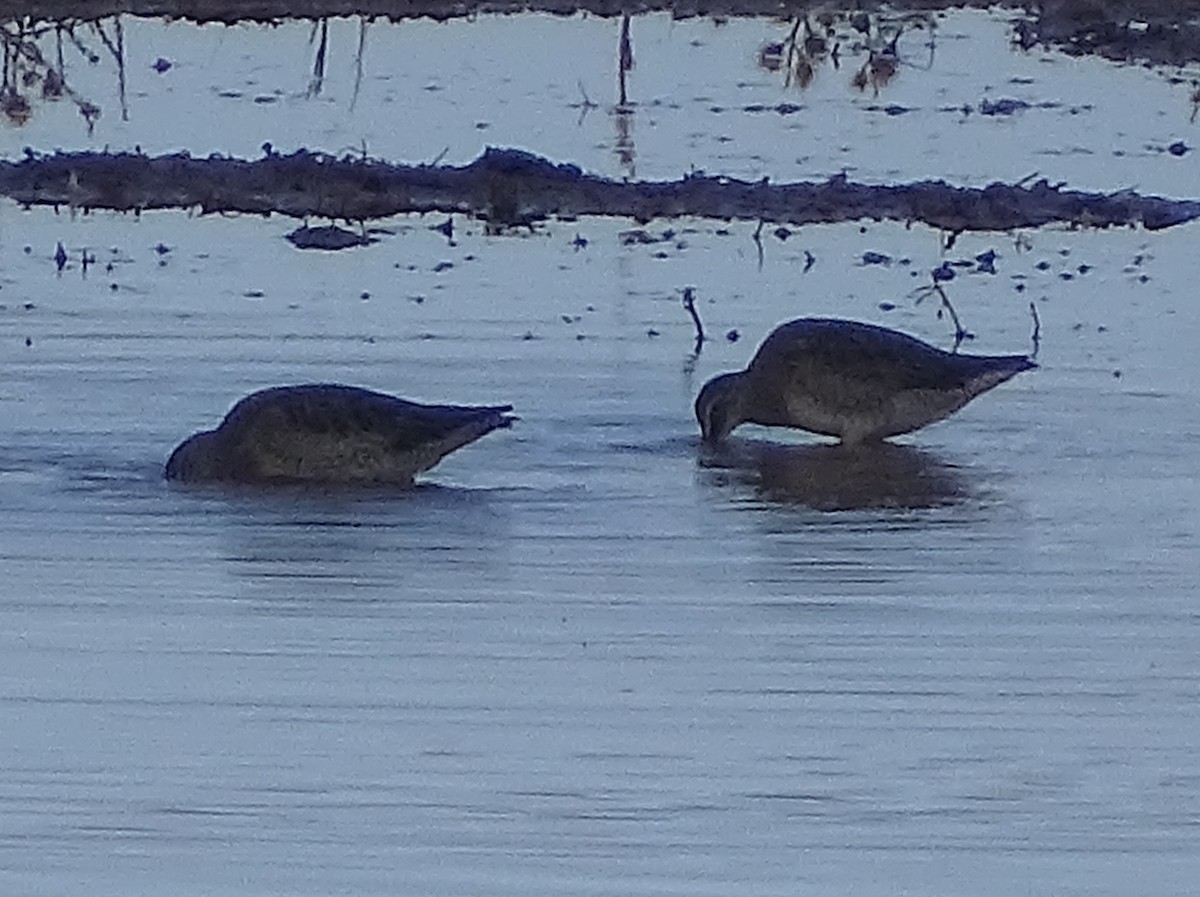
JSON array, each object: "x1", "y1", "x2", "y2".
[
  {"x1": 165, "y1": 384, "x2": 514, "y2": 485},
  {"x1": 695, "y1": 318, "x2": 1034, "y2": 445}
]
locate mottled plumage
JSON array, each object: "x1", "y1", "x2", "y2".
[
  {"x1": 695, "y1": 318, "x2": 1035, "y2": 444},
  {"x1": 165, "y1": 384, "x2": 514, "y2": 485}
]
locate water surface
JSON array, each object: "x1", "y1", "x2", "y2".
[{"x1": 2, "y1": 8, "x2": 1200, "y2": 897}]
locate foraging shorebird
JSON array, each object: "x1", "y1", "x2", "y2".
[
  {"x1": 165, "y1": 384, "x2": 514, "y2": 485},
  {"x1": 695, "y1": 318, "x2": 1035, "y2": 445}
]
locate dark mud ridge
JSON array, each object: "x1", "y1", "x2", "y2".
[
  {"x1": 0, "y1": 1, "x2": 1007, "y2": 23},
  {"x1": 7, "y1": 0, "x2": 1200, "y2": 24},
  {"x1": 2, "y1": 147, "x2": 1197, "y2": 233}
]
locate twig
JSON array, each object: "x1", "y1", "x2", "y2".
[
  {"x1": 617, "y1": 14, "x2": 633, "y2": 108},
  {"x1": 349, "y1": 16, "x2": 368, "y2": 112},
  {"x1": 682, "y1": 286, "x2": 706, "y2": 355},
  {"x1": 60, "y1": 24, "x2": 95, "y2": 63},
  {"x1": 911, "y1": 281, "x2": 971, "y2": 349},
  {"x1": 115, "y1": 17, "x2": 126, "y2": 121},
  {"x1": 938, "y1": 285, "x2": 970, "y2": 349},
  {"x1": 90, "y1": 18, "x2": 127, "y2": 120},
  {"x1": 782, "y1": 17, "x2": 802, "y2": 88},
  {"x1": 1028, "y1": 300, "x2": 1041, "y2": 359},
  {"x1": 307, "y1": 18, "x2": 328, "y2": 98},
  {"x1": 573, "y1": 79, "x2": 598, "y2": 125},
  {"x1": 752, "y1": 218, "x2": 764, "y2": 270}
]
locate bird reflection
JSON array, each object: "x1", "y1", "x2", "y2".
[
  {"x1": 697, "y1": 438, "x2": 972, "y2": 511},
  {"x1": 206, "y1": 484, "x2": 513, "y2": 611}
]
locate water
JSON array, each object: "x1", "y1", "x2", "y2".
[{"x1": 2, "y1": 8, "x2": 1200, "y2": 897}]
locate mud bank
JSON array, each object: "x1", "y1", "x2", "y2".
[
  {"x1": 1023, "y1": 0, "x2": 1200, "y2": 67},
  {"x1": 0, "y1": 1, "x2": 1016, "y2": 25},
  {"x1": 2, "y1": 147, "x2": 1196, "y2": 233}
]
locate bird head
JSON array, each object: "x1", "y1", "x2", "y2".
[
  {"x1": 164, "y1": 430, "x2": 224, "y2": 482},
  {"x1": 694, "y1": 372, "x2": 746, "y2": 443}
]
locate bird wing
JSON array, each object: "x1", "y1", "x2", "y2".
[
  {"x1": 221, "y1": 385, "x2": 512, "y2": 476},
  {"x1": 754, "y1": 319, "x2": 984, "y2": 395}
]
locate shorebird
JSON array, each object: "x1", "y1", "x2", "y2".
[
  {"x1": 695, "y1": 318, "x2": 1035, "y2": 445},
  {"x1": 165, "y1": 384, "x2": 514, "y2": 485}
]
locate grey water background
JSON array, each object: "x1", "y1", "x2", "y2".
[{"x1": 2, "y1": 9, "x2": 1199, "y2": 897}]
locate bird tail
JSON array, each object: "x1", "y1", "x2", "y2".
[
  {"x1": 965, "y1": 355, "x2": 1036, "y2": 397},
  {"x1": 487, "y1": 405, "x2": 518, "y2": 428},
  {"x1": 437, "y1": 405, "x2": 515, "y2": 454}
]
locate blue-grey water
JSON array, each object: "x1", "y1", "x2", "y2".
[{"x1": 2, "y1": 8, "x2": 1199, "y2": 897}]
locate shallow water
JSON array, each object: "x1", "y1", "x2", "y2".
[
  {"x1": 6, "y1": 10, "x2": 1199, "y2": 189},
  {"x1": 2, "y1": 7, "x2": 1200, "y2": 897}
]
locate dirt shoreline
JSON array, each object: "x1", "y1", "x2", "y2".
[
  {"x1": 5, "y1": 1, "x2": 1200, "y2": 24},
  {"x1": 2, "y1": 147, "x2": 1195, "y2": 234},
  {"x1": 1, "y1": 2, "x2": 1010, "y2": 25}
]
